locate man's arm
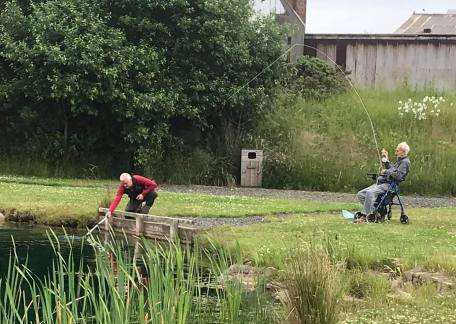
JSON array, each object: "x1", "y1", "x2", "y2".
[
  {"x1": 381, "y1": 148, "x2": 391, "y2": 169},
  {"x1": 133, "y1": 175, "x2": 158, "y2": 196},
  {"x1": 387, "y1": 160, "x2": 410, "y2": 182},
  {"x1": 108, "y1": 185, "x2": 124, "y2": 214}
]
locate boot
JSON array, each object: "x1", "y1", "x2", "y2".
[{"x1": 140, "y1": 205, "x2": 151, "y2": 215}]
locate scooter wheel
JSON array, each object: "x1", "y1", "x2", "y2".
[{"x1": 400, "y1": 214, "x2": 409, "y2": 224}]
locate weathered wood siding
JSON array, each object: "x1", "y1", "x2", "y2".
[
  {"x1": 97, "y1": 208, "x2": 197, "y2": 244},
  {"x1": 305, "y1": 35, "x2": 456, "y2": 90}
]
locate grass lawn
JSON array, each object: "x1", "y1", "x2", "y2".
[
  {"x1": 203, "y1": 208, "x2": 456, "y2": 271},
  {"x1": 3, "y1": 175, "x2": 456, "y2": 323},
  {"x1": 0, "y1": 176, "x2": 357, "y2": 226},
  {"x1": 202, "y1": 208, "x2": 456, "y2": 323}
]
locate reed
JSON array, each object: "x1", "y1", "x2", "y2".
[{"x1": 0, "y1": 230, "x2": 275, "y2": 324}]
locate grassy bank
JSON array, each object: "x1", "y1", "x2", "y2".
[
  {"x1": 0, "y1": 176, "x2": 356, "y2": 226},
  {"x1": 204, "y1": 208, "x2": 456, "y2": 271},
  {"x1": 259, "y1": 89, "x2": 456, "y2": 195},
  {"x1": 2, "y1": 175, "x2": 456, "y2": 322},
  {"x1": 203, "y1": 209, "x2": 456, "y2": 323}
]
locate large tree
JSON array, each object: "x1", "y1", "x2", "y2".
[{"x1": 0, "y1": 0, "x2": 285, "y2": 176}]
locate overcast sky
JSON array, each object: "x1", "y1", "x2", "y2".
[{"x1": 254, "y1": 0, "x2": 456, "y2": 33}]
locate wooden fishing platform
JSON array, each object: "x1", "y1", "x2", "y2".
[{"x1": 98, "y1": 208, "x2": 198, "y2": 244}]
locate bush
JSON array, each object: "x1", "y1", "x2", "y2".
[
  {"x1": 283, "y1": 56, "x2": 348, "y2": 101},
  {"x1": 282, "y1": 246, "x2": 343, "y2": 324},
  {"x1": 256, "y1": 88, "x2": 456, "y2": 195}
]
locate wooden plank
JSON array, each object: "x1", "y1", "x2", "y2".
[
  {"x1": 98, "y1": 208, "x2": 194, "y2": 225},
  {"x1": 169, "y1": 219, "x2": 179, "y2": 242},
  {"x1": 136, "y1": 215, "x2": 145, "y2": 236},
  {"x1": 97, "y1": 214, "x2": 198, "y2": 244}
]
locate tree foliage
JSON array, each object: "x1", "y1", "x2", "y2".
[
  {"x1": 0, "y1": 0, "x2": 285, "y2": 176},
  {"x1": 283, "y1": 56, "x2": 348, "y2": 101}
]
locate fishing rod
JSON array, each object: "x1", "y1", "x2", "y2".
[
  {"x1": 85, "y1": 215, "x2": 108, "y2": 236},
  {"x1": 231, "y1": 2, "x2": 383, "y2": 169},
  {"x1": 228, "y1": 42, "x2": 383, "y2": 171}
]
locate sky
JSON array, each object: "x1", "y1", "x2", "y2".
[{"x1": 254, "y1": 0, "x2": 456, "y2": 33}]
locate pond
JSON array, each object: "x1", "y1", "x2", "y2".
[
  {"x1": 0, "y1": 222, "x2": 275, "y2": 323},
  {"x1": 0, "y1": 222, "x2": 93, "y2": 279}
]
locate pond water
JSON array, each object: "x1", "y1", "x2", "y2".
[
  {"x1": 0, "y1": 222, "x2": 93, "y2": 278},
  {"x1": 0, "y1": 223, "x2": 275, "y2": 323}
]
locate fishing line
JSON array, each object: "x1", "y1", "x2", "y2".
[{"x1": 228, "y1": 42, "x2": 383, "y2": 170}]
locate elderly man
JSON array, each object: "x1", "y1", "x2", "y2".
[
  {"x1": 105, "y1": 173, "x2": 158, "y2": 218},
  {"x1": 355, "y1": 142, "x2": 411, "y2": 223}
]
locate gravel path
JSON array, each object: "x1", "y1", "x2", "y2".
[{"x1": 159, "y1": 184, "x2": 456, "y2": 228}]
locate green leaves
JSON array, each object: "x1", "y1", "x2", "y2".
[{"x1": 0, "y1": 0, "x2": 285, "y2": 173}]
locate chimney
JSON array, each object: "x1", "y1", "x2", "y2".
[{"x1": 292, "y1": 0, "x2": 306, "y2": 18}]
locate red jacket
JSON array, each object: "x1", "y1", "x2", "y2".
[{"x1": 108, "y1": 175, "x2": 158, "y2": 213}]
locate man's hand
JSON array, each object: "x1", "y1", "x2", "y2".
[
  {"x1": 106, "y1": 211, "x2": 112, "y2": 218},
  {"x1": 136, "y1": 194, "x2": 144, "y2": 201},
  {"x1": 381, "y1": 148, "x2": 389, "y2": 162}
]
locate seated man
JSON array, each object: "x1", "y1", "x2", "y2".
[
  {"x1": 355, "y1": 142, "x2": 411, "y2": 223},
  {"x1": 105, "y1": 173, "x2": 158, "y2": 218}
]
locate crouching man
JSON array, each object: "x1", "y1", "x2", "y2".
[
  {"x1": 355, "y1": 142, "x2": 411, "y2": 223},
  {"x1": 105, "y1": 173, "x2": 158, "y2": 218}
]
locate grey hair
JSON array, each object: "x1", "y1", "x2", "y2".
[
  {"x1": 398, "y1": 142, "x2": 410, "y2": 155},
  {"x1": 119, "y1": 173, "x2": 132, "y2": 181}
]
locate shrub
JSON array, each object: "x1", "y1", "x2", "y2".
[{"x1": 283, "y1": 56, "x2": 348, "y2": 101}]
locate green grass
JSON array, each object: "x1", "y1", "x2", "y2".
[
  {"x1": 203, "y1": 208, "x2": 456, "y2": 272},
  {"x1": 260, "y1": 88, "x2": 456, "y2": 195},
  {"x1": 0, "y1": 231, "x2": 276, "y2": 324},
  {"x1": 340, "y1": 299, "x2": 456, "y2": 324},
  {"x1": 2, "y1": 175, "x2": 456, "y2": 322},
  {"x1": 0, "y1": 174, "x2": 117, "y2": 188},
  {"x1": 202, "y1": 208, "x2": 456, "y2": 324},
  {"x1": 0, "y1": 176, "x2": 357, "y2": 226}
]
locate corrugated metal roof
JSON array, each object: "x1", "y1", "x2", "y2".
[{"x1": 396, "y1": 13, "x2": 456, "y2": 34}]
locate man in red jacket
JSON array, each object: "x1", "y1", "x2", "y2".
[{"x1": 105, "y1": 173, "x2": 158, "y2": 218}]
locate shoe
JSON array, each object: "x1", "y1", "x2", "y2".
[
  {"x1": 140, "y1": 205, "x2": 151, "y2": 215},
  {"x1": 353, "y1": 212, "x2": 366, "y2": 223},
  {"x1": 355, "y1": 216, "x2": 366, "y2": 223}
]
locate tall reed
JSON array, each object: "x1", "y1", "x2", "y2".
[
  {"x1": 0, "y1": 230, "x2": 275, "y2": 324},
  {"x1": 282, "y1": 245, "x2": 343, "y2": 324},
  {"x1": 258, "y1": 89, "x2": 456, "y2": 194}
]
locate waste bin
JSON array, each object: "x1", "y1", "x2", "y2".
[{"x1": 240, "y1": 150, "x2": 263, "y2": 187}]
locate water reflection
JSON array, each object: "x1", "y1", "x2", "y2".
[
  {"x1": 0, "y1": 222, "x2": 91, "y2": 278},
  {"x1": 103, "y1": 232, "x2": 150, "y2": 288}
]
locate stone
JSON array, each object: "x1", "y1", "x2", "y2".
[
  {"x1": 403, "y1": 267, "x2": 453, "y2": 293},
  {"x1": 387, "y1": 290, "x2": 413, "y2": 300}
]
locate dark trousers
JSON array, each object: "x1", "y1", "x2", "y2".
[{"x1": 125, "y1": 191, "x2": 158, "y2": 214}]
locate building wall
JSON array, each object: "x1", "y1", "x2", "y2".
[
  {"x1": 277, "y1": 0, "x2": 306, "y2": 63},
  {"x1": 304, "y1": 35, "x2": 456, "y2": 90},
  {"x1": 253, "y1": 0, "x2": 306, "y2": 63}
]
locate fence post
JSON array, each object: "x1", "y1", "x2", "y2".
[
  {"x1": 136, "y1": 215, "x2": 145, "y2": 236},
  {"x1": 105, "y1": 215, "x2": 111, "y2": 231},
  {"x1": 169, "y1": 219, "x2": 179, "y2": 242}
]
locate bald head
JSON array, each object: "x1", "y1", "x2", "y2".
[{"x1": 120, "y1": 173, "x2": 133, "y2": 188}]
